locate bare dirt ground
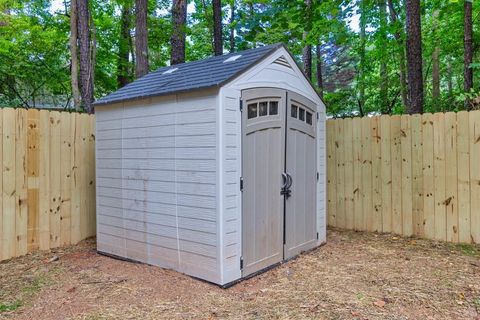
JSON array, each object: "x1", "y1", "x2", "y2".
[{"x1": 1, "y1": 229, "x2": 479, "y2": 320}]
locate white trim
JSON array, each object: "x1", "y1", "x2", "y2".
[{"x1": 223, "y1": 47, "x2": 325, "y2": 112}]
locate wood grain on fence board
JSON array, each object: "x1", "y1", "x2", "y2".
[
  {"x1": 0, "y1": 108, "x2": 95, "y2": 262},
  {"x1": 327, "y1": 110, "x2": 480, "y2": 244}
]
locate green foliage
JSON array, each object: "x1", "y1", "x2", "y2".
[
  {"x1": 0, "y1": 301, "x2": 21, "y2": 312},
  {"x1": 0, "y1": 0, "x2": 478, "y2": 114}
]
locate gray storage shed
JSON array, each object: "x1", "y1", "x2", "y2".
[{"x1": 94, "y1": 43, "x2": 326, "y2": 286}]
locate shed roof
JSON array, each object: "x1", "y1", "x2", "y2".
[{"x1": 94, "y1": 43, "x2": 284, "y2": 106}]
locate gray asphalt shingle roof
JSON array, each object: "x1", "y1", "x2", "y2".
[{"x1": 94, "y1": 43, "x2": 284, "y2": 106}]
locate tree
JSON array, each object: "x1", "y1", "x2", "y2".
[
  {"x1": 171, "y1": 0, "x2": 187, "y2": 65},
  {"x1": 69, "y1": 0, "x2": 81, "y2": 109},
  {"x1": 316, "y1": 44, "x2": 323, "y2": 99},
  {"x1": 229, "y1": 0, "x2": 235, "y2": 52},
  {"x1": 432, "y1": 9, "x2": 440, "y2": 106},
  {"x1": 135, "y1": 0, "x2": 149, "y2": 78},
  {"x1": 387, "y1": 0, "x2": 408, "y2": 109},
  {"x1": 358, "y1": 0, "x2": 366, "y2": 115},
  {"x1": 212, "y1": 0, "x2": 223, "y2": 55},
  {"x1": 77, "y1": 0, "x2": 94, "y2": 113},
  {"x1": 302, "y1": 0, "x2": 312, "y2": 79},
  {"x1": 405, "y1": 0, "x2": 423, "y2": 114},
  {"x1": 463, "y1": 0, "x2": 473, "y2": 109},
  {"x1": 379, "y1": 0, "x2": 388, "y2": 113},
  {"x1": 118, "y1": 0, "x2": 132, "y2": 88}
]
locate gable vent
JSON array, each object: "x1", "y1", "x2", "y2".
[{"x1": 273, "y1": 56, "x2": 292, "y2": 69}]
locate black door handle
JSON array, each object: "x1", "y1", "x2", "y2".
[{"x1": 281, "y1": 172, "x2": 292, "y2": 199}]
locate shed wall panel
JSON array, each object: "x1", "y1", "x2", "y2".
[{"x1": 96, "y1": 91, "x2": 220, "y2": 284}]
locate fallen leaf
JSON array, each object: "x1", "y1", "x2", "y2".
[
  {"x1": 351, "y1": 310, "x2": 360, "y2": 316},
  {"x1": 67, "y1": 287, "x2": 76, "y2": 293},
  {"x1": 374, "y1": 300, "x2": 386, "y2": 308}
]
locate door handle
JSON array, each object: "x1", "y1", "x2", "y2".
[
  {"x1": 286, "y1": 173, "x2": 293, "y2": 189},
  {"x1": 281, "y1": 172, "x2": 288, "y2": 189},
  {"x1": 281, "y1": 172, "x2": 292, "y2": 198}
]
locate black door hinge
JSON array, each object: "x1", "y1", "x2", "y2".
[
  {"x1": 317, "y1": 112, "x2": 319, "y2": 120},
  {"x1": 240, "y1": 99, "x2": 243, "y2": 112},
  {"x1": 240, "y1": 177, "x2": 244, "y2": 191},
  {"x1": 240, "y1": 257, "x2": 244, "y2": 269},
  {"x1": 316, "y1": 172, "x2": 319, "y2": 180},
  {"x1": 317, "y1": 232, "x2": 319, "y2": 240}
]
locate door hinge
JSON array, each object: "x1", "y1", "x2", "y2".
[
  {"x1": 317, "y1": 232, "x2": 319, "y2": 240},
  {"x1": 240, "y1": 177, "x2": 244, "y2": 191},
  {"x1": 316, "y1": 112, "x2": 319, "y2": 120},
  {"x1": 316, "y1": 172, "x2": 319, "y2": 180},
  {"x1": 240, "y1": 257, "x2": 244, "y2": 270},
  {"x1": 239, "y1": 99, "x2": 243, "y2": 112}
]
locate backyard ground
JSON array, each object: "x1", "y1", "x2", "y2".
[{"x1": 1, "y1": 229, "x2": 479, "y2": 320}]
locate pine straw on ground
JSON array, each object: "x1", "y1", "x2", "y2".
[{"x1": 1, "y1": 229, "x2": 479, "y2": 320}]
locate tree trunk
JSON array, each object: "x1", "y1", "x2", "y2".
[
  {"x1": 118, "y1": 1, "x2": 131, "y2": 88},
  {"x1": 135, "y1": 0, "x2": 148, "y2": 78},
  {"x1": 69, "y1": 0, "x2": 81, "y2": 109},
  {"x1": 432, "y1": 46, "x2": 440, "y2": 103},
  {"x1": 212, "y1": 0, "x2": 223, "y2": 55},
  {"x1": 358, "y1": 0, "x2": 366, "y2": 113},
  {"x1": 464, "y1": 0, "x2": 473, "y2": 110},
  {"x1": 316, "y1": 44, "x2": 324, "y2": 99},
  {"x1": 447, "y1": 58, "x2": 453, "y2": 99},
  {"x1": 302, "y1": 0, "x2": 312, "y2": 80},
  {"x1": 171, "y1": 0, "x2": 187, "y2": 65},
  {"x1": 77, "y1": 0, "x2": 94, "y2": 113},
  {"x1": 379, "y1": 0, "x2": 388, "y2": 114},
  {"x1": 90, "y1": 11, "x2": 96, "y2": 90},
  {"x1": 388, "y1": 0, "x2": 408, "y2": 110},
  {"x1": 229, "y1": 0, "x2": 235, "y2": 53},
  {"x1": 432, "y1": 9, "x2": 440, "y2": 107},
  {"x1": 405, "y1": 0, "x2": 424, "y2": 114}
]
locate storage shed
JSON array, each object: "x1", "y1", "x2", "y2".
[{"x1": 94, "y1": 43, "x2": 326, "y2": 286}]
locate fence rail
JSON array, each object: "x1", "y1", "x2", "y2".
[
  {"x1": 0, "y1": 108, "x2": 95, "y2": 261},
  {"x1": 327, "y1": 110, "x2": 480, "y2": 244}
]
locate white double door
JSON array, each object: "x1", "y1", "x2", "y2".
[{"x1": 241, "y1": 88, "x2": 317, "y2": 276}]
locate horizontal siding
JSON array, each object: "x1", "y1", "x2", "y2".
[{"x1": 96, "y1": 91, "x2": 220, "y2": 284}]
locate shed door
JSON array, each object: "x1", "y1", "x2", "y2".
[
  {"x1": 284, "y1": 91, "x2": 318, "y2": 259},
  {"x1": 241, "y1": 88, "x2": 285, "y2": 276}
]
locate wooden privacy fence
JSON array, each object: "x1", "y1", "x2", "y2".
[
  {"x1": 0, "y1": 108, "x2": 96, "y2": 261},
  {"x1": 327, "y1": 110, "x2": 480, "y2": 244}
]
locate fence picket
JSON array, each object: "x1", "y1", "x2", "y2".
[
  {"x1": 433, "y1": 113, "x2": 447, "y2": 241},
  {"x1": 445, "y1": 112, "x2": 458, "y2": 242},
  {"x1": 371, "y1": 117, "x2": 382, "y2": 232},
  {"x1": 457, "y1": 111, "x2": 471, "y2": 243},
  {"x1": 3, "y1": 109, "x2": 16, "y2": 259},
  {"x1": 411, "y1": 114, "x2": 424, "y2": 237},
  {"x1": 343, "y1": 118, "x2": 354, "y2": 229},
  {"x1": 352, "y1": 117, "x2": 363, "y2": 231},
  {"x1": 470, "y1": 111, "x2": 480, "y2": 243},
  {"x1": 380, "y1": 115, "x2": 392, "y2": 233},
  {"x1": 401, "y1": 115, "x2": 413, "y2": 236}
]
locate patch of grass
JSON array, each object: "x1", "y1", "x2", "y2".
[
  {"x1": 0, "y1": 301, "x2": 22, "y2": 312},
  {"x1": 22, "y1": 275, "x2": 49, "y2": 295},
  {"x1": 453, "y1": 243, "x2": 479, "y2": 256},
  {"x1": 473, "y1": 297, "x2": 480, "y2": 309}
]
